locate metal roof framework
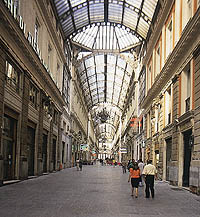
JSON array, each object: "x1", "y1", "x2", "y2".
[{"x1": 53, "y1": 0, "x2": 159, "y2": 142}]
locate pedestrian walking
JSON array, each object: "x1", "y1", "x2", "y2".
[
  {"x1": 79, "y1": 159, "x2": 83, "y2": 171},
  {"x1": 142, "y1": 160, "x2": 157, "y2": 198},
  {"x1": 138, "y1": 159, "x2": 144, "y2": 186},
  {"x1": 128, "y1": 162, "x2": 140, "y2": 198},
  {"x1": 121, "y1": 161, "x2": 127, "y2": 173},
  {"x1": 76, "y1": 159, "x2": 79, "y2": 171}
]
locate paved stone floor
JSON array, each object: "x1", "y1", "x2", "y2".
[{"x1": 0, "y1": 165, "x2": 200, "y2": 217}]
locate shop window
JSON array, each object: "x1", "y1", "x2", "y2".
[
  {"x1": 5, "y1": 61, "x2": 20, "y2": 92},
  {"x1": 29, "y1": 83, "x2": 38, "y2": 108}
]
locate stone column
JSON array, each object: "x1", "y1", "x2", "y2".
[
  {"x1": 36, "y1": 91, "x2": 44, "y2": 175},
  {"x1": 19, "y1": 70, "x2": 30, "y2": 179},
  {"x1": 0, "y1": 43, "x2": 6, "y2": 186}
]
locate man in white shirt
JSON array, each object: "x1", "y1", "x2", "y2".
[
  {"x1": 142, "y1": 160, "x2": 157, "y2": 198},
  {"x1": 138, "y1": 159, "x2": 144, "y2": 186}
]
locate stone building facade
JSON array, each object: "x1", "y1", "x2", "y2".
[
  {"x1": 139, "y1": 0, "x2": 200, "y2": 194},
  {"x1": 0, "y1": 0, "x2": 71, "y2": 185}
]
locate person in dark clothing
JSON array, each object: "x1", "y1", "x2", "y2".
[{"x1": 79, "y1": 159, "x2": 83, "y2": 171}]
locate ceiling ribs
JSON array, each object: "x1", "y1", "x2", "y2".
[
  {"x1": 86, "y1": 0, "x2": 91, "y2": 25},
  {"x1": 104, "y1": 54, "x2": 107, "y2": 103},
  {"x1": 135, "y1": 0, "x2": 145, "y2": 33},
  {"x1": 83, "y1": 61, "x2": 93, "y2": 105},
  {"x1": 67, "y1": 0, "x2": 76, "y2": 31},
  {"x1": 104, "y1": 0, "x2": 108, "y2": 23}
]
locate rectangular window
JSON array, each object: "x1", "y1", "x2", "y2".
[
  {"x1": 53, "y1": 110, "x2": 58, "y2": 125},
  {"x1": 62, "y1": 65, "x2": 71, "y2": 107},
  {"x1": 166, "y1": 20, "x2": 173, "y2": 59},
  {"x1": 48, "y1": 44, "x2": 52, "y2": 70},
  {"x1": 29, "y1": 82, "x2": 38, "y2": 109},
  {"x1": 5, "y1": 61, "x2": 20, "y2": 91},
  {"x1": 147, "y1": 60, "x2": 152, "y2": 91},
  {"x1": 155, "y1": 46, "x2": 160, "y2": 77},
  {"x1": 165, "y1": 87, "x2": 172, "y2": 125},
  {"x1": 34, "y1": 21, "x2": 39, "y2": 48},
  {"x1": 180, "y1": 63, "x2": 191, "y2": 114},
  {"x1": 155, "y1": 107, "x2": 158, "y2": 132}
]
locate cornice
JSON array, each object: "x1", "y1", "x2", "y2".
[{"x1": 142, "y1": 8, "x2": 200, "y2": 110}]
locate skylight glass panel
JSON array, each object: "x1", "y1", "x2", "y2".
[
  {"x1": 117, "y1": 58, "x2": 126, "y2": 69},
  {"x1": 89, "y1": 76, "x2": 96, "y2": 84},
  {"x1": 108, "y1": 3, "x2": 123, "y2": 23},
  {"x1": 126, "y1": 64, "x2": 133, "y2": 74},
  {"x1": 74, "y1": 7, "x2": 88, "y2": 29},
  {"x1": 126, "y1": 0, "x2": 142, "y2": 9},
  {"x1": 123, "y1": 8, "x2": 138, "y2": 30},
  {"x1": 70, "y1": 0, "x2": 86, "y2": 8},
  {"x1": 56, "y1": 1, "x2": 69, "y2": 16},
  {"x1": 108, "y1": 54, "x2": 116, "y2": 64},
  {"x1": 90, "y1": 3, "x2": 104, "y2": 23},
  {"x1": 137, "y1": 18, "x2": 149, "y2": 38},
  {"x1": 115, "y1": 76, "x2": 123, "y2": 86},
  {"x1": 85, "y1": 57, "x2": 95, "y2": 68},
  {"x1": 107, "y1": 73, "x2": 114, "y2": 81},
  {"x1": 97, "y1": 73, "x2": 105, "y2": 81},
  {"x1": 95, "y1": 55, "x2": 104, "y2": 65},
  {"x1": 143, "y1": 0, "x2": 157, "y2": 20}
]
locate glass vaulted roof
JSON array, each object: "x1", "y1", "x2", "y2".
[{"x1": 54, "y1": 0, "x2": 159, "y2": 142}]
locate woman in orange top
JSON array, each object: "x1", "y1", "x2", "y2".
[{"x1": 128, "y1": 162, "x2": 140, "y2": 198}]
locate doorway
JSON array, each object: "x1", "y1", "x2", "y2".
[
  {"x1": 3, "y1": 115, "x2": 17, "y2": 180},
  {"x1": 62, "y1": 142, "x2": 65, "y2": 166},
  {"x1": 42, "y1": 134, "x2": 48, "y2": 173},
  {"x1": 166, "y1": 137, "x2": 172, "y2": 181},
  {"x1": 182, "y1": 129, "x2": 192, "y2": 187},
  {"x1": 27, "y1": 127, "x2": 35, "y2": 176},
  {"x1": 52, "y1": 138, "x2": 57, "y2": 171}
]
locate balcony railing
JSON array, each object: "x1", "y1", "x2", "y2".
[{"x1": 185, "y1": 97, "x2": 190, "y2": 112}]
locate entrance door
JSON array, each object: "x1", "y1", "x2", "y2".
[
  {"x1": 166, "y1": 138, "x2": 172, "y2": 181},
  {"x1": 62, "y1": 142, "x2": 65, "y2": 166},
  {"x1": 183, "y1": 129, "x2": 192, "y2": 187},
  {"x1": 52, "y1": 138, "x2": 57, "y2": 171},
  {"x1": 3, "y1": 140, "x2": 14, "y2": 180},
  {"x1": 42, "y1": 134, "x2": 48, "y2": 173},
  {"x1": 3, "y1": 115, "x2": 17, "y2": 180},
  {"x1": 27, "y1": 127, "x2": 35, "y2": 176}
]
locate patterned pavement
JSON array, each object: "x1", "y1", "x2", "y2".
[{"x1": 0, "y1": 164, "x2": 200, "y2": 217}]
